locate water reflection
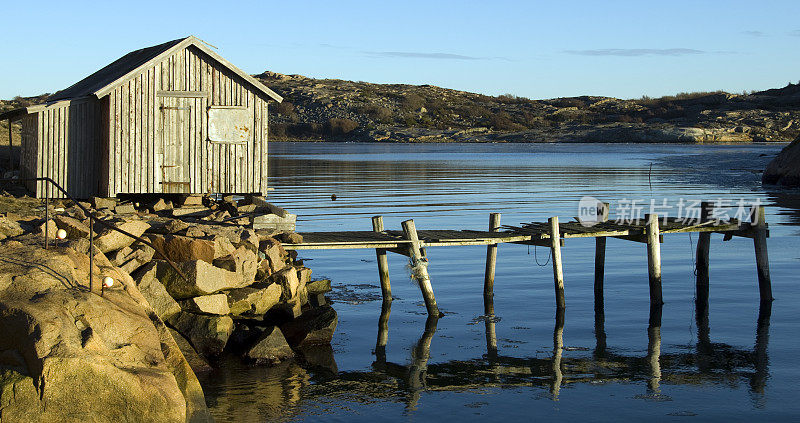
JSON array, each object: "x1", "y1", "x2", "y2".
[
  {"x1": 372, "y1": 303, "x2": 439, "y2": 412},
  {"x1": 326, "y1": 300, "x2": 773, "y2": 408}
]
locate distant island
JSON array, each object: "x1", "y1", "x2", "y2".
[{"x1": 4, "y1": 74, "x2": 800, "y2": 143}]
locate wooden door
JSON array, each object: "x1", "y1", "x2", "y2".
[{"x1": 159, "y1": 97, "x2": 192, "y2": 193}]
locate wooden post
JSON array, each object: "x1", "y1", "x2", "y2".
[
  {"x1": 372, "y1": 216, "x2": 392, "y2": 302},
  {"x1": 483, "y1": 213, "x2": 501, "y2": 315},
  {"x1": 549, "y1": 216, "x2": 565, "y2": 309},
  {"x1": 751, "y1": 206, "x2": 772, "y2": 303},
  {"x1": 696, "y1": 201, "x2": 712, "y2": 315},
  {"x1": 645, "y1": 213, "x2": 663, "y2": 306},
  {"x1": 594, "y1": 202, "x2": 609, "y2": 324},
  {"x1": 401, "y1": 219, "x2": 441, "y2": 317},
  {"x1": 375, "y1": 299, "x2": 391, "y2": 362}
]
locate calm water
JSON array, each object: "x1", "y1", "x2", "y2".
[{"x1": 200, "y1": 142, "x2": 800, "y2": 422}]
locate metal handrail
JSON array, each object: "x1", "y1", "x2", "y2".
[{"x1": 0, "y1": 177, "x2": 187, "y2": 291}]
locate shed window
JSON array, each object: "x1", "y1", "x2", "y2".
[{"x1": 208, "y1": 106, "x2": 251, "y2": 143}]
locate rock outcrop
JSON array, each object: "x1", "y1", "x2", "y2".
[
  {"x1": 0, "y1": 192, "x2": 338, "y2": 421},
  {"x1": 763, "y1": 135, "x2": 800, "y2": 187},
  {"x1": 0, "y1": 242, "x2": 212, "y2": 422}
]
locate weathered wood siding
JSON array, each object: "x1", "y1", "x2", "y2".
[
  {"x1": 104, "y1": 45, "x2": 269, "y2": 196},
  {"x1": 20, "y1": 114, "x2": 38, "y2": 193},
  {"x1": 23, "y1": 99, "x2": 101, "y2": 198}
]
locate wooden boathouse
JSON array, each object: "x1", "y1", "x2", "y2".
[{"x1": 0, "y1": 36, "x2": 282, "y2": 198}]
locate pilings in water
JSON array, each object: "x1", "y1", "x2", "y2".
[
  {"x1": 751, "y1": 206, "x2": 772, "y2": 303},
  {"x1": 290, "y1": 204, "x2": 771, "y2": 320},
  {"x1": 593, "y1": 202, "x2": 609, "y2": 353},
  {"x1": 483, "y1": 213, "x2": 500, "y2": 357},
  {"x1": 549, "y1": 216, "x2": 565, "y2": 310},
  {"x1": 372, "y1": 216, "x2": 392, "y2": 302},
  {"x1": 483, "y1": 213, "x2": 501, "y2": 314},
  {"x1": 402, "y1": 219, "x2": 442, "y2": 317},
  {"x1": 645, "y1": 213, "x2": 663, "y2": 306}
]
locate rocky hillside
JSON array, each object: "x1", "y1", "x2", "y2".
[
  {"x1": 257, "y1": 71, "x2": 800, "y2": 143},
  {"x1": 4, "y1": 78, "x2": 800, "y2": 143}
]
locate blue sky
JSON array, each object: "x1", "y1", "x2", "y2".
[{"x1": 2, "y1": 0, "x2": 799, "y2": 100}]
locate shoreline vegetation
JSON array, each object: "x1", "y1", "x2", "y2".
[{"x1": 3, "y1": 75, "x2": 800, "y2": 145}]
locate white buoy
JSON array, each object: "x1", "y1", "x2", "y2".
[
  {"x1": 56, "y1": 229, "x2": 67, "y2": 240},
  {"x1": 102, "y1": 277, "x2": 114, "y2": 288}
]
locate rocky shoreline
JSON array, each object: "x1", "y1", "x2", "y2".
[{"x1": 0, "y1": 191, "x2": 334, "y2": 422}]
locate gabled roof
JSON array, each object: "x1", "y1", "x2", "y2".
[{"x1": 48, "y1": 35, "x2": 282, "y2": 103}]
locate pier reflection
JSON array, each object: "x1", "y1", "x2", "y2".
[
  {"x1": 347, "y1": 301, "x2": 773, "y2": 409},
  {"x1": 372, "y1": 300, "x2": 439, "y2": 412}
]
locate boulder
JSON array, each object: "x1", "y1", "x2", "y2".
[
  {"x1": 180, "y1": 294, "x2": 231, "y2": 315},
  {"x1": 168, "y1": 312, "x2": 234, "y2": 358},
  {"x1": 280, "y1": 305, "x2": 338, "y2": 348},
  {"x1": 272, "y1": 267, "x2": 300, "y2": 300},
  {"x1": 260, "y1": 237, "x2": 287, "y2": 273},
  {"x1": 172, "y1": 207, "x2": 211, "y2": 218},
  {"x1": 307, "y1": 279, "x2": 332, "y2": 295},
  {"x1": 160, "y1": 259, "x2": 242, "y2": 299},
  {"x1": 0, "y1": 243, "x2": 211, "y2": 422},
  {"x1": 146, "y1": 234, "x2": 216, "y2": 264},
  {"x1": 168, "y1": 328, "x2": 213, "y2": 374},
  {"x1": 110, "y1": 245, "x2": 134, "y2": 266},
  {"x1": 0, "y1": 217, "x2": 24, "y2": 240},
  {"x1": 227, "y1": 284, "x2": 282, "y2": 316},
  {"x1": 179, "y1": 195, "x2": 204, "y2": 207},
  {"x1": 119, "y1": 241, "x2": 156, "y2": 274},
  {"x1": 235, "y1": 228, "x2": 260, "y2": 253},
  {"x1": 115, "y1": 203, "x2": 136, "y2": 214},
  {"x1": 54, "y1": 214, "x2": 90, "y2": 238},
  {"x1": 39, "y1": 219, "x2": 58, "y2": 239},
  {"x1": 237, "y1": 203, "x2": 257, "y2": 213},
  {"x1": 65, "y1": 205, "x2": 87, "y2": 220},
  {"x1": 164, "y1": 219, "x2": 190, "y2": 234},
  {"x1": 92, "y1": 196, "x2": 116, "y2": 210},
  {"x1": 213, "y1": 247, "x2": 259, "y2": 286},
  {"x1": 763, "y1": 136, "x2": 800, "y2": 186},
  {"x1": 211, "y1": 235, "x2": 237, "y2": 258},
  {"x1": 150, "y1": 198, "x2": 171, "y2": 212},
  {"x1": 94, "y1": 219, "x2": 151, "y2": 253},
  {"x1": 131, "y1": 261, "x2": 181, "y2": 321},
  {"x1": 186, "y1": 226, "x2": 206, "y2": 238},
  {"x1": 245, "y1": 326, "x2": 295, "y2": 365},
  {"x1": 278, "y1": 231, "x2": 303, "y2": 244}
]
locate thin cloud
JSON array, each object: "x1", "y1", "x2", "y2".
[
  {"x1": 790, "y1": 29, "x2": 800, "y2": 37},
  {"x1": 366, "y1": 51, "x2": 483, "y2": 60},
  {"x1": 565, "y1": 48, "x2": 705, "y2": 57},
  {"x1": 741, "y1": 30, "x2": 766, "y2": 37}
]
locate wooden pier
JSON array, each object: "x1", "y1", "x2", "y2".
[{"x1": 283, "y1": 202, "x2": 771, "y2": 316}]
